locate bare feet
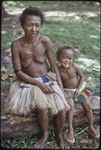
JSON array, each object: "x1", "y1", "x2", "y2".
[
  {"x1": 33, "y1": 132, "x2": 48, "y2": 149},
  {"x1": 57, "y1": 134, "x2": 64, "y2": 149},
  {"x1": 64, "y1": 142, "x2": 70, "y2": 149},
  {"x1": 88, "y1": 127, "x2": 100, "y2": 138},
  {"x1": 66, "y1": 130, "x2": 75, "y2": 143}
]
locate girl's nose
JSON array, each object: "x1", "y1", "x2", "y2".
[{"x1": 64, "y1": 58, "x2": 69, "y2": 62}]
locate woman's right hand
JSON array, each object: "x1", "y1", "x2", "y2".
[{"x1": 38, "y1": 82, "x2": 53, "y2": 94}]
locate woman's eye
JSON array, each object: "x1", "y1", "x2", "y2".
[
  {"x1": 27, "y1": 24, "x2": 31, "y2": 27},
  {"x1": 35, "y1": 24, "x2": 40, "y2": 28}
]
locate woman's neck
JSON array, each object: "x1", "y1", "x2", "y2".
[{"x1": 23, "y1": 34, "x2": 41, "y2": 47}]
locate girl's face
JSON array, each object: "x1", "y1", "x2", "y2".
[
  {"x1": 59, "y1": 49, "x2": 74, "y2": 69},
  {"x1": 23, "y1": 15, "x2": 41, "y2": 39}
]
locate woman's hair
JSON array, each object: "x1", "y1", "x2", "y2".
[
  {"x1": 19, "y1": 6, "x2": 44, "y2": 27},
  {"x1": 56, "y1": 45, "x2": 75, "y2": 60}
]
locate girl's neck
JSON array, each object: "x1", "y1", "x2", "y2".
[{"x1": 61, "y1": 64, "x2": 73, "y2": 72}]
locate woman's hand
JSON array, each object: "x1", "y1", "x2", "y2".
[{"x1": 38, "y1": 82, "x2": 54, "y2": 94}]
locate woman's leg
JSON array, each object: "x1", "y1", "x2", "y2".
[
  {"x1": 33, "y1": 109, "x2": 49, "y2": 149},
  {"x1": 55, "y1": 110, "x2": 65, "y2": 149},
  {"x1": 66, "y1": 98, "x2": 75, "y2": 143}
]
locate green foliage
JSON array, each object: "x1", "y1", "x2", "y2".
[
  {"x1": 42, "y1": 19, "x2": 100, "y2": 60},
  {"x1": 1, "y1": 123, "x2": 100, "y2": 149}
]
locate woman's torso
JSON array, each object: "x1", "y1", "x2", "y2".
[{"x1": 18, "y1": 36, "x2": 49, "y2": 77}]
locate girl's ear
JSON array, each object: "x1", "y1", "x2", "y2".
[{"x1": 74, "y1": 48, "x2": 80, "y2": 59}]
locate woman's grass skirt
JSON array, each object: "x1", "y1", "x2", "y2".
[{"x1": 6, "y1": 74, "x2": 70, "y2": 116}]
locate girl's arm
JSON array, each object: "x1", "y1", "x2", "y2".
[{"x1": 74, "y1": 64, "x2": 86, "y2": 92}]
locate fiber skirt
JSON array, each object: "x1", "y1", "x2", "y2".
[
  {"x1": 64, "y1": 88, "x2": 92, "y2": 103},
  {"x1": 6, "y1": 73, "x2": 70, "y2": 116}
]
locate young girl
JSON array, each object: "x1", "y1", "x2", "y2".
[{"x1": 57, "y1": 45, "x2": 100, "y2": 143}]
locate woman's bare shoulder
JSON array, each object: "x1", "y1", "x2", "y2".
[
  {"x1": 41, "y1": 35, "x2": 51, "y2": 44},
  {"x1": 11, "y1": 37, "x2": 23, "y2": 52},
  {"x1": 11, "y1": 37, "x2": 23, "y2": 46}
]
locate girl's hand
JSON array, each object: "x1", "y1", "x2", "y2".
[{"x1": 74, "y1": 89, "x2": 80, "y2": 97}]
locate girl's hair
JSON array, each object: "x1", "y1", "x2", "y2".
[
  {"x1": 56, "y1": 45, "x2": 75, "y2": 60},
  {"x1": 19, "y1": 6, "x2": 44, "y2": 27}
]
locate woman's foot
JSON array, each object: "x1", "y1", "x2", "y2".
[
  {"x1": 66, "y1": 130, "x2": 75, "y2": 143},
  {"x1": 33, "y1": 132, "x2": 48, "y2": 149},
  {"x1": 57, "y1": 134, "x2": 64, "y2": 149},
  {"x1": 88, "y1": 127, "x2": 100, "y2": 138}
]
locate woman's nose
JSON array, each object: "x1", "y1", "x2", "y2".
[{"x1": 32, "y1": 25, "x2": 36, "y2": 31}]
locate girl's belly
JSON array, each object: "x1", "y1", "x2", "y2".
[{"x1": 63, "y1": 78, "x2": 79, "y2": 89}]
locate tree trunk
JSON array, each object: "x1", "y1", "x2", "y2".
[{"x1": 1, "y1": 96, "x2": 100, "y2": 138}]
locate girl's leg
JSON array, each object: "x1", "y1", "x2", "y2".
[
  {"x1": 33, "y1": 109, "x2": 49, "y2": 149},
  {"x1": 82, "y1": 98, "x2": 99, "y2": 138}
]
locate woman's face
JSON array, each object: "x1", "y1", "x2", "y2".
[
  {"x1": 23, "y1": 15, "x2": 41, "y2": 39},
  {"x1": 59, "y1": 49, "x2": 74, "y2": 69}
]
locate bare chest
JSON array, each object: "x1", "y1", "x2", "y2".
[
  {"x1": 19, "y1": 43, "x2": 46, "y2": 63},
  {"x1": 62, "y1": 67, "x2": 77, "y2": 80},
  {"x1": 60, "y1": 67, "x2": 79, "y2": 88}
]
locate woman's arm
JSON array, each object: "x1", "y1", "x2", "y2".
[
  {"x1": 11, "y1": 41, "x2": 40, "y2": 86},
  {"x1": 44, "y1": 36, "x2": 64, "y2": 91}
]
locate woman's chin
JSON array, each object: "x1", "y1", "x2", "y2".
[{"x1": 31, "y1": 34, "x2": 37, "y2": 38}]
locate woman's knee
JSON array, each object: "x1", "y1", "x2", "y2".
[
  {"x1": 58, "y1": 109, "x2": 65, "y2": 117},
  {"x1": 37, "y1": 108, "x2": 49, "y2": 115}
]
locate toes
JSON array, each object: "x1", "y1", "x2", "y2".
[
  {"x1": 33, "y1": 140, "x2": 47, "y2": 149},
  {"x1": 64, "y1": 142, "x2": 70, "y2": 149}
]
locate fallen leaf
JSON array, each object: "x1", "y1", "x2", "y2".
[
  {"x1": 4, "y1": 48, "x2": 11, "y2": 53},
  {"x1": 8, "y1": 52, "x2": 12, "y2": 57},
  {"x1": 1, "y1": 72, "x2": 9, "y2": 80},
  {"x1": 81, "y1": 138, "x2": 92, "y2": 143},
  {"x1": 1, "y1": 66, "x2": 7, "y2": 72},
  {"x1": 8, "y1": 73, "x2": 13, "y2": 77}
]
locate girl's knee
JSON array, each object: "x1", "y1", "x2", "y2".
[
  {"x1": 69, "y1": 99, "x2": 74, "y2": 109},
  {"x1": 83, "y1": 100, "x2": 91, "y2": 110}
]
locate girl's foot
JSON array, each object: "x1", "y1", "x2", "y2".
[
  {"x1": 66, "y1": 130, "x2": 75, "y2": 143},
  {"x1": 88, "y1": 127, "x2": 100, "y2": 138}
]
